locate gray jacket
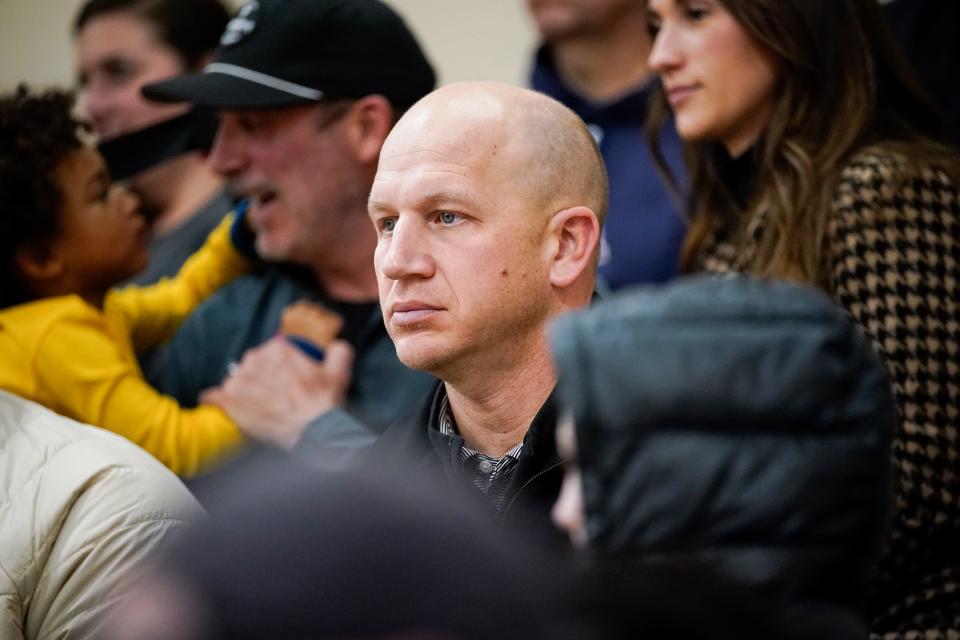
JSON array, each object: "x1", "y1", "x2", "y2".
[{"x1": 148, "y1": 265, "x2": 435, "y2": 451}]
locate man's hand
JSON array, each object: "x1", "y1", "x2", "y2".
[{"x1": 200, "y1": 337, "x2": 354, "y2": 449}]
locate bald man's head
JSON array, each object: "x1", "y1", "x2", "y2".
[
  {"x1": 370, "y1": 81, "x2": 605, "y2": 381},
  {"x1": 384, "y1": 81, "x2": 608, "y2": 226}
]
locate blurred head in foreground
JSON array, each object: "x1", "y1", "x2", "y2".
[{"x1": 103, "y1": 460, "x2": 559, "y2": 640}]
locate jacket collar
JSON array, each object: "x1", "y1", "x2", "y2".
[{"x1": 425, "y1": 383, "x2": 561, "y2": 468}]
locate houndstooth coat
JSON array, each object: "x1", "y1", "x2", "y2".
[{"x1": 700, "y1": 148, "x2": 960, "y2": 639}]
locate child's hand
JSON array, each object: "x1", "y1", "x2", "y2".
[{"x1": 200, "y1": 336, "x2": 354, "y2": 449}]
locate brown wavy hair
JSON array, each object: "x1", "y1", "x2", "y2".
[{"x1": 647, "y1": 0, "x2": 960, "y2": 285}]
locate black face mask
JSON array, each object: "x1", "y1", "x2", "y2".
[{"x1": 97, "y1": 106, "x2": 219, "y2": 182}]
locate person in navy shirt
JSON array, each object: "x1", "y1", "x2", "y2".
[{"x1": 527, "y1": 0, "x2": 687, "y2": 289}]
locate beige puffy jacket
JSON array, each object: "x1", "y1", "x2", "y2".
[{"x1": 0, "y1": 391, "x2": 204, "y2": 639}]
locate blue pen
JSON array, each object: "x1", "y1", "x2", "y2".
[{"x1": 285, "y1": 335, "x2": 325, "y2": 361}]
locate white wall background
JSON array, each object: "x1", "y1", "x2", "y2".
[{"x1": 0, "y1": 0, "x2": 538, "y2": 92}]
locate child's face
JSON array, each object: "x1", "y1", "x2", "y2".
[{"x1": 52, "y1": 146, "x2": 148, "y2": 295}]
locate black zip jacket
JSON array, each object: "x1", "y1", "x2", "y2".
[{"x1": 362, "y1": 383, "x2": 568, "y2": 549}]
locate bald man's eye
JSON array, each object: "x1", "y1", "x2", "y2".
[
  {"x1": 379, "y1": 217, "x2": 397, "y2": 233},
  {"x1": 436, "y1": 211, "x2": 463, "y2": 226}
]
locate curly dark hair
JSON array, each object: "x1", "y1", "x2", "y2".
[{"x1": 0, "y1": 86, "x2": 86, "y2": 308}]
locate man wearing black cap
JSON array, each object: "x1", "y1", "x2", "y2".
[{"x1": 142, "y1": 0, "x2": 436, "y2": 451}]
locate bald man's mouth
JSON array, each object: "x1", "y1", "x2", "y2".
[{"x1": 390, "y1": 301, "x2": 443, "y2": 327}]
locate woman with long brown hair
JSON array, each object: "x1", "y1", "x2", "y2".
[{"x1": 644, "y1": 0, "x2": 959, "y2": 636}]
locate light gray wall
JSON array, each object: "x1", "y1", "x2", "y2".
[{"x1": 0, "y1": 0, "x2": 538, "y2": 92}]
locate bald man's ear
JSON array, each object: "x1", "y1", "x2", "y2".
[
  {"x1": 344, "y1": 95, "x2": 394, "y2": 165},
  {"x1": 547, "y1": 206, "x2": 600, "y2": 288}
]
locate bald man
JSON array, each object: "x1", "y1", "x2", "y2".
[{"x1": 363, "y1": 81, "x2": 607, "y2": 542}]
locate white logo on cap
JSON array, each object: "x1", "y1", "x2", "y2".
[{"x1": 221, "y1": 1, "x2": 259, "y2": 46}]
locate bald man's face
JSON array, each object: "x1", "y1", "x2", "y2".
[{"x1": 369, "y1": 100, "x2": 556, "y2": 379}]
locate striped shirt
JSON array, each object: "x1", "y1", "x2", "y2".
[{"x1": 436, "y1": 392, "x2": 524, "y2": 511}]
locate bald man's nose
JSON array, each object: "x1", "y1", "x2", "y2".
[{"x1": 380, "y1": 218, "x2": 435, "y2": 280}]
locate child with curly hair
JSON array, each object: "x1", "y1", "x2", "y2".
[{"x1": 0, "y1": 86, "x2": 250, "y2": 476}]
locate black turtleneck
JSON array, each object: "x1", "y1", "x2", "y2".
[{"x1": 714, "y1": 144, "x2": 759, "y2": 210}]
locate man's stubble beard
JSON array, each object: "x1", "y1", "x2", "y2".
[{"x1": 394, "y1": 291, "x2": 553, "y2": 385}]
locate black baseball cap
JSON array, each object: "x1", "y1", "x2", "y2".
[{"x1": 142, "y1": 0, "x2": 435, "y2": 111}]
